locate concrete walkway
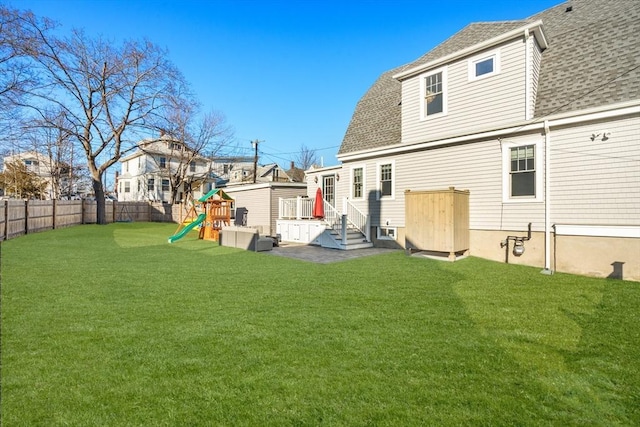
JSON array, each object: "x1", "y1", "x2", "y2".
[{"x1": 267, "y1": 243, "x2": 399, "y2": 264}]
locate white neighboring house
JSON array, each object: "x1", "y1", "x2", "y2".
[
  {"x1": 2, "y1": 151, "x2": 80, "y2": 199},
  {"x1": 117, "y1": 136, "x2": 215, "y2": 203}
]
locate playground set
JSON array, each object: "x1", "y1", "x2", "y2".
[{"x1": 168, "y1": 188, "x2": 234, "y2": 243}]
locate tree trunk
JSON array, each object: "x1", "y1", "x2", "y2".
[{"x1": 91, "y1": 173, "x2": 106, "y2": 225}]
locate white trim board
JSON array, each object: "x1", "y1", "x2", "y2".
[{"x1": 554, "y1": 224, "x2": 640, "y2": 238}]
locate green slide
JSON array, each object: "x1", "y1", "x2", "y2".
[{"x1": 168, "y1": 213, "x2": 206, "y2": 243}]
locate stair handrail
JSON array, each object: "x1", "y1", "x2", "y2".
[
  {"x1": 322, "y1": 199, "x2": 342, "y2": 231},
  {"x1": 342, "y1": 198, "x2": 370, "y2": 242}
]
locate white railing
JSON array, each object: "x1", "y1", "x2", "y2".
[
  {"x1": 343, "y1": 198, "x2": 370, "y2": 241},
  {"x1": 323, "y1": 199, "x2": 341, "y2": 230},
  {"x1": 278, "y1": 196, "x2": 370, "y2": 243},
  {"x1": 279, "y1": 196, "x2": 314, "y2": 219}
]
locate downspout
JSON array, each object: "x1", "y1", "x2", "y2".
[{"x1": 542, "y1": 120, "x2": 553, "y2": 275}]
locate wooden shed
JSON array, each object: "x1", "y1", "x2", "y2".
[{"x1": 404, "y1": 187, "x2": 470, "y2": 260}]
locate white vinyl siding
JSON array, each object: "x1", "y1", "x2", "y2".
[
  {"x1": 401, "y1": 39, "x2": 527, "y2": 145},
  {"x1": 340, "y1": 135, "x2": 547, "y2": 232},
  {"x1": 528, "y1": 36, "x2": 543, "y2": 120},
  {"x1": 548, "y1": 116, "x2": 640, "y2": 226}
]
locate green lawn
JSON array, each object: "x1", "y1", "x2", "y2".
[{"x1": 2, "y1": 222, "x2": 639, "y2": 426}]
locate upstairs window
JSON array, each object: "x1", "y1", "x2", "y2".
[
  {"x1": 468, "y1": 50, "x2": 500, "y2": 81},
  {"x1": 420, "y1": 67, "x2": 447, "y2": 119},
  {"x1": 190, "y1": 161, "x2": 196, "y2": 172},
  {"x1": 148, "y1": 178, "x2": 155, "y2": 192},
  {"x1": 124, "y1": 181, "x2": 130, "y2": 193},
  {"x1": 159, "y1": 157, "x2": 166, "y2": 169}
]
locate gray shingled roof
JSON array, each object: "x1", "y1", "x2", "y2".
[{"x1": 339, "y1": 0, "x2": 640, "y2": 155}]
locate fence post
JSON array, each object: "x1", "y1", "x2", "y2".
[
  {"x1": 3, "y1": 200, "x2": 7, "y2": 240},
  {"x1": 25, "y1": 200, "x2": 29, "y2": 234}
]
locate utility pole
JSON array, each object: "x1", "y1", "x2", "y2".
[{"x1": 251, "y1": 139, "x2": 261, "y2": 183}]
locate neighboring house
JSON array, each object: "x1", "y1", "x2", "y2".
[
  {"x1": 286, "y1": 161, "x2": 306, "y2": 183},
  {"x1": 303, "y1": 0, "x2": 639, "y2": 280},
  {"x1": 2, "y1": 151, "x2": 79, "y2": 199},
  {"x1": 211, "y1": 157, "x2": 293, "y2": 186},
  {"x1": 224, "y1": 182, "x2": 308, "y2": 237},
  {"x1": 117, "y1": 136, "x2": 215, "y2": 203}
]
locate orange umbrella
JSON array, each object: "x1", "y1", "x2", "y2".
[{"x1": 313, "y1": 187, "x2": 324, "y2": 219}]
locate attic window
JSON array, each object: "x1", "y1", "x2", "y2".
[{"x1": 468, "y1": 49, "x2": 501, "y2": 81}]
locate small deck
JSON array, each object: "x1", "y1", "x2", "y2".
[{"x1": 277, "y1": 196, "x2": 372, "y2": 250}]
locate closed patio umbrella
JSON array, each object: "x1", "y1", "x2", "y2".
[{"x1": 313, "y1": 187, "x2": 324, "y2": 219}]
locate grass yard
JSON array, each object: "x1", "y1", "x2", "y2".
[{"x1": 1, "y1": 222, "x2": 639, "y2": 426}]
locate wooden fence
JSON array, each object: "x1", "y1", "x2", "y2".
[{"x1": 0, "y1": 200, "x2": 183, "y2": 241}]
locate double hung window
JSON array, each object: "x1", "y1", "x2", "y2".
[{"x1": 420, "y1": 67, "x2": 447, "y2": 119}]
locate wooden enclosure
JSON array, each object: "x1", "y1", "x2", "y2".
[{"x1": 404, "y1": 187, "x2": 470, "y2": 260}]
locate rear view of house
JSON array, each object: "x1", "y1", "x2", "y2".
[{"x1": 305, "y1": 0, "x2": 640, "y2": 280}]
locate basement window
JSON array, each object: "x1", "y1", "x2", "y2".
[{"x1": 378, "y1": 227, "x2": 397, "y2": 241}]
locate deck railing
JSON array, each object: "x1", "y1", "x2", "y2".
[
  {"x1": 278, "y1": 196, "x2": 314, "y2": 219},
  {"x1": 343, "y1": 198, "x2": 370, "y2": 241},
  {"x1": 278, "y1": 196, "x2": 370, "y2": 243}
]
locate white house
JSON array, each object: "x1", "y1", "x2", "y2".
[
  {"x1": 1, "y1": 151, "x2": 81, "y2": 199},
  {"x1": 117, "y1": 136, "x2": 214, "y2": 203},
  {"x1": 298, "y1": 0, "x2": 639, "y2": 280}
]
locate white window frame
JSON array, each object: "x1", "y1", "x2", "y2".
[
  {"x1": 350, "y1": 165, "x2": 366, "y2": 200},
  {"x1": 419, "y1": 66, "x2": 448, "y2": 120},
  {"x1": 468, "y1": 49, "x2": 501, "y2": 81},
  {"x1": 501, "y1": 140, "x2": 543, "y2": 203},
  {"x1": 376, "y1": 160, "x2": 395, "y2": 200},
  {"x1": 377, "y1": 226, "x2": 397, "y2": 241}
]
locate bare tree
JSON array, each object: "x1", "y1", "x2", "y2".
[
  {"x1": 10, "y1": 9, "x2": 183, "y2": 223},
  {"x1": 151, "y1": 95, "x2": 234, "y2": 203},
  {"x1": 294, "y1": 144, "x2": 320, "y2": 171}
]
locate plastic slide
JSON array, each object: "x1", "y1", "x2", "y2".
[{"x1": 168, "y1": 213, "x2": 206, "y2": 243}]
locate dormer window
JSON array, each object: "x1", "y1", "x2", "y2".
[
  {"x1": 420, "y1": 67, "x2": 447, "y2": 120},
  {"x1": 468, "y1": 49, "x2": 500, "y2": 81}
]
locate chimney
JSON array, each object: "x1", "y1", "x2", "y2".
[{"x1": 290, "y1": 161, "x2": 295, "y2": 170}]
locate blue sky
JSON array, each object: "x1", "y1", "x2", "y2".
[{"x1": 11, "y1": 0, "x2": 561, "y2": 168}]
